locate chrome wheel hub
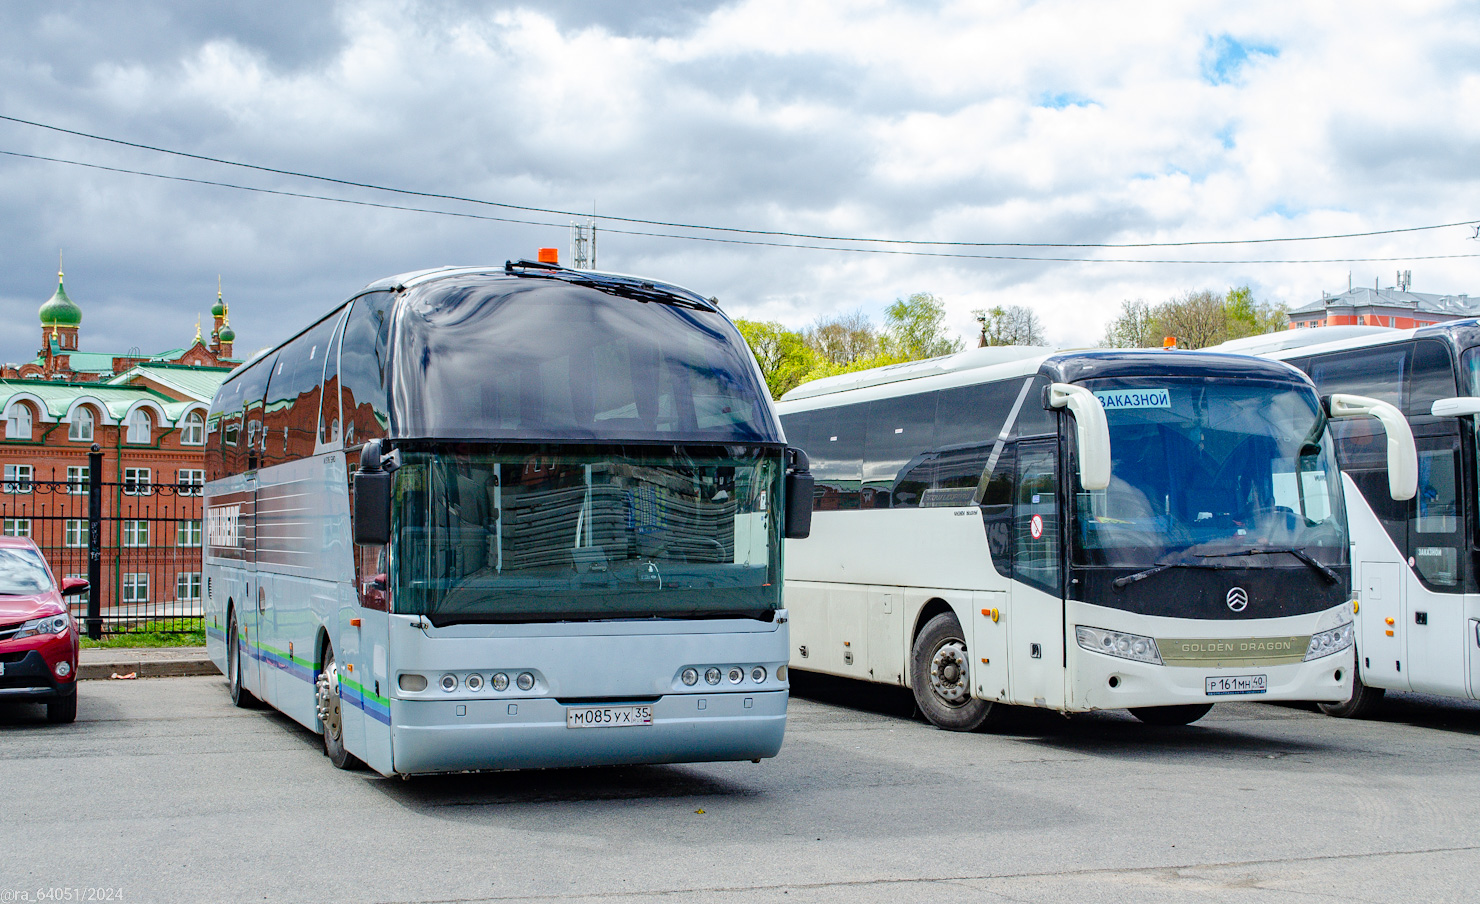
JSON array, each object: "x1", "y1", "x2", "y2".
[
  {"x1": 929, "y1": 640, "x2": 970, "y2": 705},
  {"x1": 316, "y1": 659, "x2": 343, "y2": 742}
]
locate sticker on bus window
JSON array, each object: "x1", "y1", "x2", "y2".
[{"x1": 1094, "y1": 388, "x2": 1171, "y2": 410}]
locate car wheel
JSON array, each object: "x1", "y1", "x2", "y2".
[
  {"x1": 1129, "y1": 703, "x2": 1214, "y2": 726},
  {"x1": 909, "y1": 611, "x2": 1002, "y2": 731},
  {"x1": 315, "y1": 645, "x2": 360, "y2": 770},
  {"x1": 227, "y1": 608, "x2": 257, "y2": 709},
  {"x1": 46, "y1": 692, "x2": 77, "y2": 724}
]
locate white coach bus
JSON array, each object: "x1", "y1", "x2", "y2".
[
  {"x1": 1219, "y1": 322, "x2": 1480, "y2": 715},
  {"x1": 777, "y1": 346, "x2": 1416, "y2": 728},
  {"x1": 203, "y1": 260, "x2": 812, "y2": 775}
]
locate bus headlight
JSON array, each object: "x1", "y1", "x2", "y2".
[
  {"x1": 1075, "y1": 626, "x2": 1163, "y2": 665},
  {"x1": 491, "y1": 672, "x2": 509, "y2": 691},
  {"x1": 516, "y1": 672, "x2": 535, "y2": 691},
  {"x1": 750, "y1": 666, "x2": 766, "y2": 683},
  {"x1": 439, "y1": 674, "x2": 458, "y2": 692},
  {"x1": 704, "y1": 668, "x2": 721, "y2": 685},
  {"x1": 681, "y1": 668, "x2": 699, "y2": 686},
  {"x1": 1304, "y1": 623, "x2": 1354, "y2": 661}
]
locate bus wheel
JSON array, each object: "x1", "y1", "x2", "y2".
[
  {"x1": 227, "y1": 609, "x2": 257, "y2": 709},
  {"x1": 910, "y1": 612, "x2": 999, "y2": 732},
  {"x1": 315, "y1": 646, "x2": 359, "y2": 770},
  {"x1": 1129, "y1": 704, "x2": 1213, "y2": 726},
  {"x1": 1318, "y1": 668, "x2": 1384, "y2": 719}
]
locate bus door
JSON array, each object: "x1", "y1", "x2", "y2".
[
  {"x1": 1006, "y1": 440, "x2": 1066, "y2": 708},
  {"x1": 1406, "y1": 433, "x2": 1467, "y2": 696}
]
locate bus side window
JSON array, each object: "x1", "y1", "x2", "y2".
[
  {"x1": 340, "y1": 292, "x2": 396, "y2": 448},
  {"x1": 1413, "y1": 438, "x2": 1462, "y2": 588},
  {"x1": 981, "y1": 445, "x2": 1014, "y2": 581},
  {"x1": 1408, "y1": 339, "x2": 1457, "y2": 419},
  {"x1": 864, "y1": 393, "x2": 937, "y2": 508},
  {"x1": 804, "y1": 404, "x2": 863, "y2": 511},
  {"x1": 264, "y1": 314, "x2": 340, "y2": 467},
  {"x1": 319, "y1": 306, "x2": 348, "y2": 447},
  {"x1": 1014, "y1": 441, "x2": 1060, "y2": 595},
  {"x1": 1308, "y1": 346, "x2": 1409, "y2": 410}
]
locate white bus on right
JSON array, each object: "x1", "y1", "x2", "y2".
[{"x1": 1219, "y1": 322, "x2": 1480, "y2": 716}]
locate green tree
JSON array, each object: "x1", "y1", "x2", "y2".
[
  {"x1": 733, "y1": 319, "x2": 817, "y2": 399},
  {"x1": 1100, "y1": 299, "x2": 1159, "y2": 348},
  {"x1": 1101, "y1": 286, "x2": 1285, "y2": 349},
  {"x1": 880, "y1": 292, "x2": 963, "y2": 360}
]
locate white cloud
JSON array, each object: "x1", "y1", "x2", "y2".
[{"x1": 0, "y1": 0, "x2": 1477, "y2": 364}]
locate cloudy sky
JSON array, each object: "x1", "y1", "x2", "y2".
[{"x1": 2, "y1": 0, "x2": 1478, "y2": 366}]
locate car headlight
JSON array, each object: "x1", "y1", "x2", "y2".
[
  {"x1": 1075, "y1": 625, "x2": 1163, "y2": 665},
  {"x1": 14, "y1": 614, "x2": 69, "y2": 640},
  {"x1": 1304, "y1": 623, "x2": 1354, "y2": 661}
]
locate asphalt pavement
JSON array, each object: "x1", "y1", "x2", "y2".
[{"x1": 2, "y1": 670, "x2": 1478, "y2": 903}]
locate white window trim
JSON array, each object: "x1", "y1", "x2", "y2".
[
  {"x1": 123, "y1": 519, "x2": 150, "y2": 548},
  {"x1": 69, "y1": 408, "x2": 95, "y2": 442},
  {"x1": 181, "y1": 411, "x2": 205, "y2": 445},
  {"x1": 3, "y1": 464, "x2": 34, "y2": 495}
]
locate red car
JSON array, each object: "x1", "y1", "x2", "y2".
[{"x1": 0, "y1": 537, "x2": 88, "y2": 723}]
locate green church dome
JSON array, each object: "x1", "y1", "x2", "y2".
[
  {"x1": 218, "y1": 323, "x2": 235, "y2": 342},
  {"x1": 39, "y1": 273, "x2": 82, "y2": 327},
  {"x1": 211, "y1": 288, "x2": 225, "y2": 318}
]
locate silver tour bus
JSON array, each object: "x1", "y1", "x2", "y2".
[{"x1": 203, "y1": 260, "x2": 813, "y2": 775}]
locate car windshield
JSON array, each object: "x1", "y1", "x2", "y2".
[
  {"x1": 0, "y1": 547, "x2": 54, "y2": 595},
  {"x1": 1073, "y1": 377, "x2": 1348, "y2": 567},
  {"x1": 390, "y1": 444, "x2": 783, "y2": 623}
]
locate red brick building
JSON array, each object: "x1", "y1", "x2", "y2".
[
  {"x1": 1286, "y1": 285, "x2": 1480, "y2": 330},
  {"x1": 0, "y1": 268, "x2": 242, "y2": 629}
]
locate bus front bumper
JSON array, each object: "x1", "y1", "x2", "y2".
[
  {"x1": 1068, "y1": 648, "x2": 1353, "y2": 711},
  {"x1": 389, "y1": 689, "x2": 787, "y2": 775}
]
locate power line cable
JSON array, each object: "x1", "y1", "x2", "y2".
[
  {"x1": 3, "y1": 112, "x2": 1477, "y2": 250},
  {"x1": 6, "y1": 149, "x2": 1480, "y2": 266}
]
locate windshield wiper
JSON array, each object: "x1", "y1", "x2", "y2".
[
  {"x1": 1191, "y1": 548, "x2": 1339, "y2": 585},
  {"x1": 1112, "y1": 559, "x2": 1229, "y2": 589},
  {"x1": 504, "y1": 260, "x2": 715, "y2": 310}
]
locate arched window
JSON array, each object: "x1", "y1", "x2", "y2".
[
  {"x1": 68, "y1": 407, "x2": 94, "y2": 442},
  {"x1": 6, "y1": 404, "x2": 33, "y2": 441},
  {"x1": 127, "y1": 409, "x2": 152, "y2": 444},
  {"x1": 181, "y1": 410, "x2": 205, "y2": 445}
]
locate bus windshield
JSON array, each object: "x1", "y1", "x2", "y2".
[
  {"x1": 1073, "y1": 377, "x2": 1348, "y2": 567},
  {"x1": 391, "y1": 444, "x2": 783, "y2": 623}
]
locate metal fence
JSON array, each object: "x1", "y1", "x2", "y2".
[{"x1": 0, "y1": 449, "x2": 203, "y2": 637}]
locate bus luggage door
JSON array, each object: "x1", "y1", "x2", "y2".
[{"x1": 1359, "y1": 561, "x2": 1408, "y2": 691}]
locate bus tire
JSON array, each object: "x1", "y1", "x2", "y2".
[
  {"x1": 316, "y1": 645, "x2": 361, "y2": 770},
  {"x1": 1129, "y1": 704, "x2": 1213, "y2": 726},
  {"x1": 910, "y1": 612, "x2": 999, "y2": 732},
  {"x1": 227, "y1": 609, "x2": 257, "y2": 709},
  {"x1": 1318, "y1": 667, "x2": 1384, "y2": 719}
]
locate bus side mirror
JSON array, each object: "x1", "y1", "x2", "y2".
[
  {"x1": 1431, "y1": 397, "x2": 1480, "y2": 418},
  {"x1": 354, "y1": 440, "x2": 393, "y2": 545},
  {"x1": 1327, "y1": 393, "x2": 1417, "y2": 501},
  {"x1": 1048, "y1": 383, "x2": 1111, "y2": 491},
  {"x1": 784, "y1": 447, "x2": 814, "y2": 540}
]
